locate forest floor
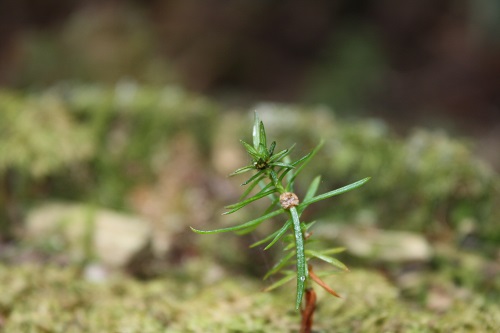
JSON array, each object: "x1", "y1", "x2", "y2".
[{"x1": 1, "y1": 260, "x2": 499, "y2": 333}]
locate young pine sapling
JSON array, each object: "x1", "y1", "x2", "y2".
[{"x1": 191, "y1": 113, "x2": 369, "y2": 332}]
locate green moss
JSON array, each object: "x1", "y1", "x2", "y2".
[
  {"x1": 0, "y1": 92, "x2": 94, "y2": 178},
  {"x1": 0, "y1": 84, "x2": 218, "y2": 214},
  {"x1": 0, "y1": 263, "x2": 498, "y2": 332}
]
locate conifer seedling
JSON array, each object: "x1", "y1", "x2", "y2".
[{"x1": 191, "y1": 113, "x2": 369, "y2": 331}]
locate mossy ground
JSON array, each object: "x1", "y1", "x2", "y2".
[{"x1": 1, "y1": 262, "x2": 498, "y2": 332}]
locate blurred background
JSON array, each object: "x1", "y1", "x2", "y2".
[
  {"x1": 0, "y1": 0, "x2": 499, "y2": 331},
  {"x1": 1, "y1": 0, "x2": 500, "y2": 134}
]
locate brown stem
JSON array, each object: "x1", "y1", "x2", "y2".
[{"x1": 300, "y1": 287, "x2": 317, "y2": 333}]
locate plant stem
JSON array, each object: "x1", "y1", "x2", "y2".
[
  {"x1": 300, "y1": 288, "x2": 317, "y2": 333},
  {"x1": 290, "y1": 206, "x2": 307, "y2": 310},
  {"x1": 265, "y1": 167, "x2": 307, "y2": 310}
]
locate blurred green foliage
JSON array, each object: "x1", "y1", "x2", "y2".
[
  {"x1": 0, "y1": 87, "x2": 499, "y2": 247},
  {"x1": 0, "y1": 92, "x2": 93, "y2": 178},
  {"x1": 327, "y1": 122, "x2": 497, "y2": 237},
  {"x1": 253, "y1": 105, "x2": 499, "y2": 245},
  {"x1": 0, "y1": 84, "x2": 218, "y2": 236}
]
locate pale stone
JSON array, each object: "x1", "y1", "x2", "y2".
[
  {"x1": 25, "y1": 202, "x2": 152, "y2": 268},
  {"x1": 316, "y1": 224, "x2": 432, "y2": 262}
]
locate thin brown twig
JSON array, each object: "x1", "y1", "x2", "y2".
[{"x1": 308, "y1": 264, "x2": 342, "y2": 298}]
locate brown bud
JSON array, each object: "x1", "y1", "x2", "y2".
[{"x1": 279, "y1": 192, "x2": 299, "y2": 209}]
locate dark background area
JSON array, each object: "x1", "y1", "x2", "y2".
[{"x1": 1, "y1": 0, "x2": 499, "y2": 140}]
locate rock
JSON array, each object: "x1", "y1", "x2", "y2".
[
  {"x1": 25, "y1": 202, "x2": 152, "y2": 268},
  {"x1": 317, "y1": 224, "x2": 432, "y2": 262}
]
